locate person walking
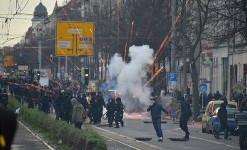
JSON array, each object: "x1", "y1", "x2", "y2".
[
  {"x1": 179, "y1": 96, "x2": 192, "y2": 140},
  {"x1": 71, "y1": 98, "x2": 86, "y2": 129},
  {"x1": 235, "y1": 101, "x2": 247, "y2": 150},
  {"x1": 147, "y1": 97, "x2": 168, "y2": 142},
  {"x1": 214, "y1": 100, "x2": 231, "y2": 140}
]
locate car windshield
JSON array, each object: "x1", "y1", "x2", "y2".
[
  {"x1": 213, "y1": 103, "x2": 236, "y2": 112},
  {"x1": 212, "y1": 107, "x2": 237, "y2": 118}
]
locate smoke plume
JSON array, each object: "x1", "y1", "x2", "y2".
[{"x1": 101, "y1": 45, "x2": 154, "y2": 112}]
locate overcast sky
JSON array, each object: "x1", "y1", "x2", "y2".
[{"x1": 0, "y1": 0, "x2": 66, "y2": 47}]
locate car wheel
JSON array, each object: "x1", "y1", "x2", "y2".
[
  {"x1": 234, "y1": 131, "x2": 239, "y2": 136},
  {"x1": 205, "y1": 124, "x2": 211, "y2": 134}
]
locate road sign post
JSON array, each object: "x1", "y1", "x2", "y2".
[
  {"x1": 199, "y1": 83, "x2": 207, "y2": 109},
  {"x1": 168, "y1": 73, "x2": 178, "y2": 91}
]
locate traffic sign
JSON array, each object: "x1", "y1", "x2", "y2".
[
  {"x1": 168, "y1": 73, "x2": 178, "y2": 81},
  {"x1": 199, "y1": 83, "x2": 207, "y2": 93},
  {"x1": 178, "y1": 66, "x2": 183, "y2": 71},
  {"x1": 168, "y1": 81, "x2": 177, "y2": 85},
  {"x1": 4, "y1": 55, "x2": 14, "y2": 67},
  {"x1": 56, "y1": 22, "x2": 95, "y2": 56},
  {"x1": 233, "y1": 82, "x2": 245, "y2": 93}
]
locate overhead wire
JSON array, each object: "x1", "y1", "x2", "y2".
[{"x1": 2, "y1": 0, "x2": 31, "y2": 45}]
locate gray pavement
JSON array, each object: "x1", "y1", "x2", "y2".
[
  {"x1": 12, "y1": 121, "x2": 53, "y2": 150},
  {"x1": 12, "y1": 118, "x2": 134, "y2": 150}
]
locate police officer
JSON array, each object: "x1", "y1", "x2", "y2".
[
  {"x1": 106, "y1": 98, "x2": 115, "y2": 127},
  {"x1": 97, "y1": 91, "x2": 105, "y2": 124},
  {"x1": 41, "y1": 92, "x2": 50, "y2": 113},
  {"x1": 114, "y1": 97, "x2": 124, "y2": 128},
  {"x1": 61, "y1": 91, "x2": 72, "y2": 123},
  {"x1": 78, "y1": 93, "x2": 88, "y2": 110},
  {"x1": 235, "y1": 102, "x2": 247, "y2": 150},
  {"x1": 90, "y1": 92, "x2": 98, "y2": 124},
  {"x1": 54, "y1": 90, "x2": 64, "y2": 120}
]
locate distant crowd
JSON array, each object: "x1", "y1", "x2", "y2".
[
  {"x1": 200, "y1": 90, "x2": 246, "y2": 108},
  {"x1": 0, "y1": 76, "x2": 124, "y2": 129}
]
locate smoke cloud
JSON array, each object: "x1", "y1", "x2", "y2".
[{"x1": 101, "y1": 45, "x2": 154, "y2": 112}]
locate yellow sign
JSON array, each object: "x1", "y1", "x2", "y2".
[
  {"x1": 56, "y1": 22, "x2": 95, "y2": 56},
  {"x1": 233, "y1": 81, "x2": 245, "y2": 94},
  {"x1": 4, "y1": 55, "x2": 14, "y2": 67}
]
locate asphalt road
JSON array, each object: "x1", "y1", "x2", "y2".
[
  {"x1": 92, "y1": 119, "x2": 239, "y2": 150},
  {"x1": 11, "y1": 118, "x2": 240, "y2": 150}
]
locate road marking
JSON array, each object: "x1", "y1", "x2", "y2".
[
  {"x1": 166, "y1": 130, "x2": 239, "y2": 149},
  {"x1": 102, "y1": 135, "x2": 141, "y2": 150},
  {"x1": 93, "y1": 126, "x2": 166, "y2": 150},
  {"x1": 18, "y1": 121, "x2": 55, "y2": 150},
  {"x1": 165, "y1": 127, "x2": 181, "y2": 131}
]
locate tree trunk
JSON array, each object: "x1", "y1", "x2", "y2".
[
  {"x1": 191, "y1": 61, "x2": 200, "y2": 119},
  {"x1": 182, "y1": 38, "x2": 187, "y2": 95}
]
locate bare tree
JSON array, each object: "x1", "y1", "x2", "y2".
[
  {"x1": 205, "y1": 0, "x2": 247, "y2": 46},
  {"x1": 176, "y1": 0, "x2": 213, "y2": 118}
]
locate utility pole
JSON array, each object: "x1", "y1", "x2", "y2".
[
  {"x1": 171, "y1": 0, "x2": 177, "y2": 73},
  {"x1": 65, "y1": 56, "x2": 68, "y2": 78},
  {"x1": 182, "y1": 38, "x2": 187, "y2": 95},
  {"x1": 57, "y1": 56, "x2": 60, "y2": 79},
  {"x1": 38, "y1": 40, "x2": 41, "y2": 70}
]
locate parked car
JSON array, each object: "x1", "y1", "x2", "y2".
[
  {"x1": 202, "y1": 100, "x2": 238, "y2": 133},
  {"x1": 207, "y1": 107, "x2": 238, "y2": 135}
]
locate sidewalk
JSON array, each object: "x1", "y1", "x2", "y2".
[
  {"x1": 12, "y1": 121, "x2": 54, "y2": 150},
  {"x1": 16, "y1": 113, "x2": 135, "y2": 150}
]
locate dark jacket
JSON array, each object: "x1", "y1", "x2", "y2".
[
  {"x1": 218, "y1": 103, "x2": 227, "y2": 123},
  {"x1": 115, "y1": 101, "x2": 124, "y2": 116},
  {"x1": 106, "y1": 101, "x2": 115, "y2": 117},
  {"x1": 180, "y1": 100, "x2": 191, "y2": 120},
  {"x1": 147, "y1": 102, "x2": 168, "y2": 120}
]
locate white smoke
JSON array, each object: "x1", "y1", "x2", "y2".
[
  {"x1": 108, "y1": 53, "x2": 125, "y2": 77},
  {"x1": 107, "y1": 45, "x2": 154, "y2": 111}
]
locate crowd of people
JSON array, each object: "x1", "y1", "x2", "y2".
[{"x1": 0, "y1": 76, "x2": 125, "y2": 129}]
